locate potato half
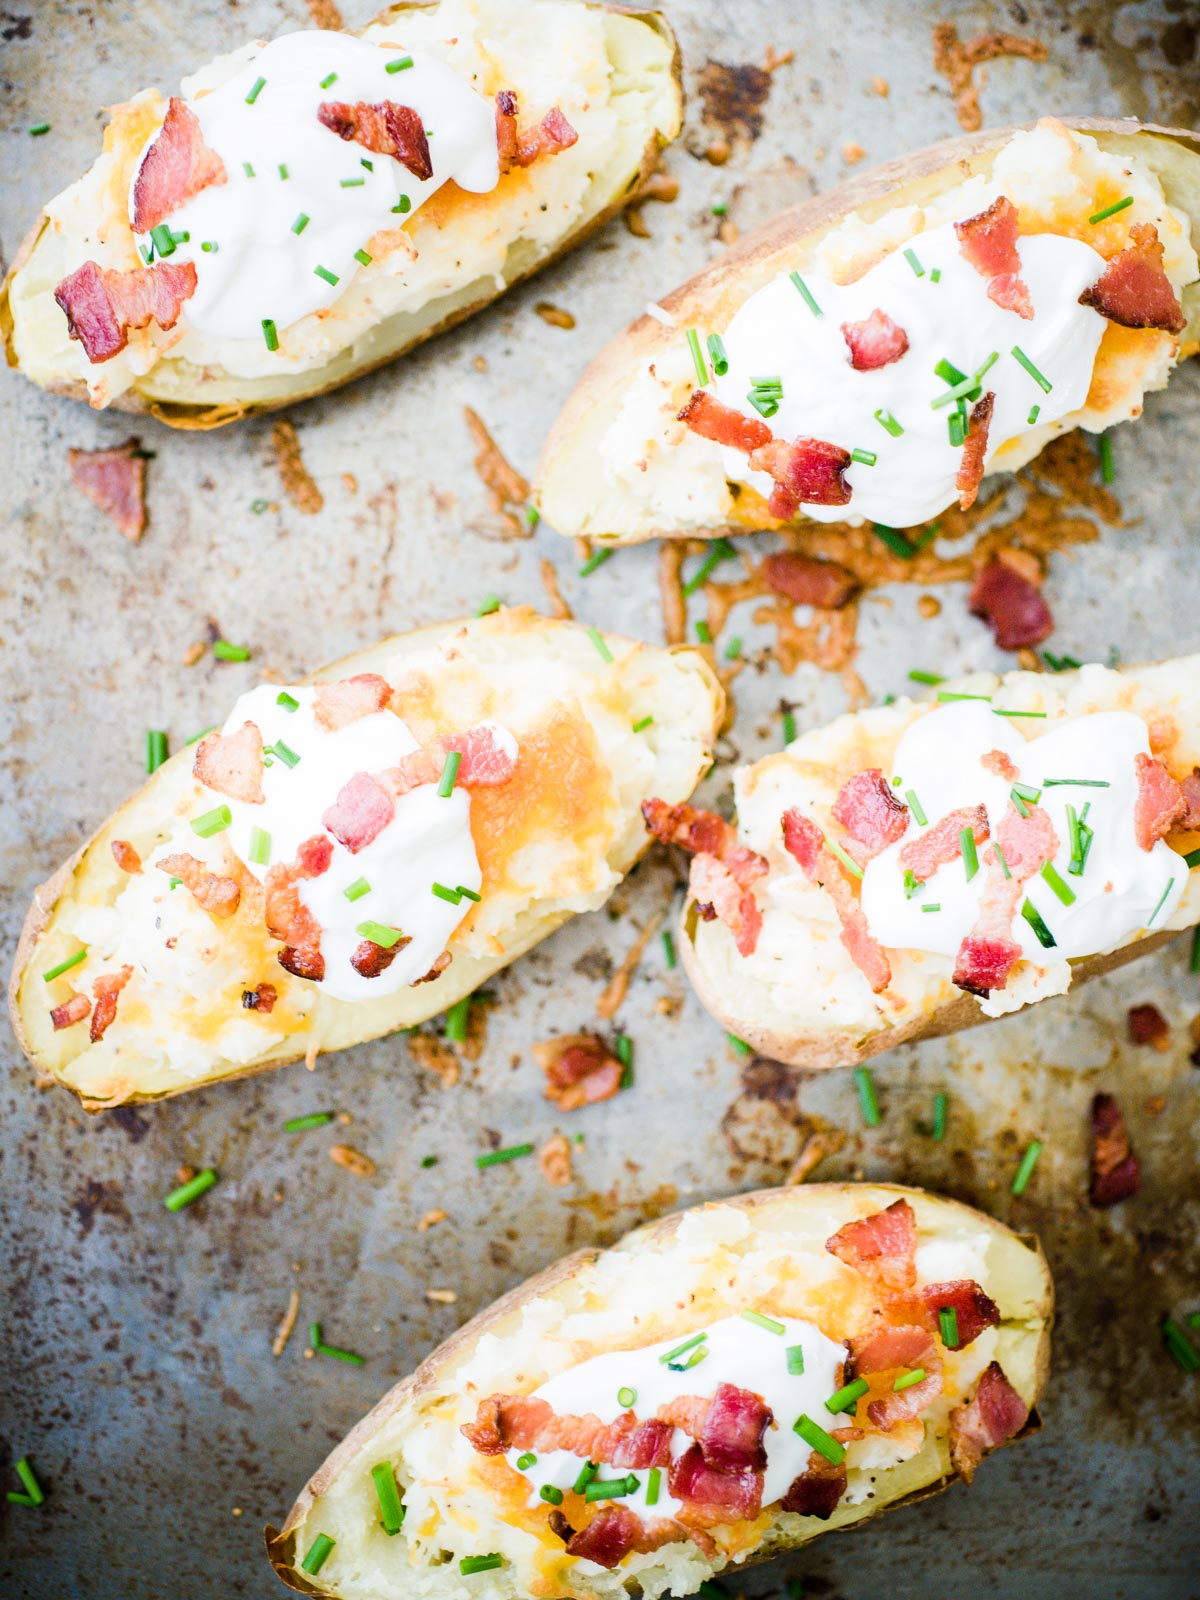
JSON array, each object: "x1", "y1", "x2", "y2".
[
  {"x1": 534, "y1": 117, "x2": 1200, "y2": 544},
  {"x1": 0, "y1": 0, "x2": 682, "y2": 428},
  {"x1": 265, "y1": 1182, "x2": 1052, "y2": 1599},
  {"x1": 9, "y1": 609, "x2": 722, "y2": 1107}
]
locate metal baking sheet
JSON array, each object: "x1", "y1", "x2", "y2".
[{"x1": 2, "y1": 2, "x2": 1199, "y2": 1596}]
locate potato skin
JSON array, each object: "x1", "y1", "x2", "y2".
[
  {"x1": 533, "y1": 117, "x2": 1200, "y2": 544},
  {"x1": 264, "y1": 1181, "x2": 1053, "y2": 1596},
  {"x1": 0, "y1": 2, "x2": 684, "y2": 430}
]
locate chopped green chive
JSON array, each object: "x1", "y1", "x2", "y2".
[
  {"x1": 43, "y1": 947, "x2": 87, "y2": 984},
  {"x1": 320, "y1": 72, "x2": 338, "y2": 88},
  {"x1": 893, "y1": 1367, "x2": 927, "y2": 1392},
  {"x1": 921, "y1": 902, "x2": 941, "y2": 912},
  {"x1": 993, "y1": 708, "x2": 1047, "y2": 718},
  {"x1": 539, "y1": 1484, "x2": 564, "y2": 1505},
  {"x1": 200, "y1": 240, "x2": 219, "y2": 253},
  {"x1": 938, "y1": 692, "x2": 991, "y2": 704},
  {"x1": 1088, "y1": 195, "x2": 1133, "y2": 226},
  {"x1": 1040, "y1": 860, "x2": 1075, "y2": 906},
  {"x1": 706, "y1": 333, "x2": 729, "y2": 376},
  {"x1": 354, "y1": 248, "x2": 373, "y2": 266},
  {"x1": 935, "y1": 358, "x2": 968, "y2": 387},
  {"x1": 905, "y1": 789, "x2": 928, "y2": 826},
  {"x1": 13, "y1": 1457, "x2": 44, "y2": 1505},
  {"x1": 617, "y1": 1386, "x2": 638, "y2": 1408},
  {"x1": 932, "y1": 1092, "x2": 948, "y2": 1141},
  {"x1": 579, "y1": 546, "x2": 613, "y2": 577},
  {"x1": 164, "y1": 1168, "x2": 218, "y2": 1211},
  {"x1": 1011, "y1": 1139, "x2": 1043, "y2": 1195},
  {"x1": 646, "y1": 1467, "x2": 661, "y2": 1506},
  {"x1": 960, "y1": 827, "x2": 979, "y2": 881},
  {"x1": 908, "y1": 669, "x2": 944, "y2": 685},
  {"x1": 711, "y1": 201, "x2": 728, "y2": 217},
  {"x1": 355, "y1": 921, "x2": 405, "y2": 948},
  {"x1": 243, "y1": 161, "x2": 256, "y2": 178},
  {"x1": 789, "y1": 272, "x2": 822, "y2": 316},
  {"x1": 213, "y1": 639, "x2": 250, "y2": 662},
  {"x1": 431, "y1": 883, "x2": 464, "y2": 905},
  {"x1": 272, "y1": 694, "x2": 299, "y2": 718},
  {"x1": 662, "y1": 929, "x2": 677, "y2": 968},
  {"x1": 476, "y1": 1143, "x2": 534, "y2": 1169},
  {"x1": 371, "y1": 1462, "x2": 405, "y2": 1535},
  {"x1": 930, "y1": 350, "x2": 999, "y2": 409},
  {"x1": 460, "y1": 1555, "x2": 502, "y2": 1576},
  {"x1": 1186, "y1": 849, "x2": 1200, "y2": 871},
  {"x1": 29, "y1": 123, "x2": 50, "y2": 136},
  {"x1": 683, "y1": 536, "x2": 737, "y2": 595},
  {"x1": 525, "y1": 504, "x2": 540, "y2": 529},
  {"x1": 747, "y1": 391, "x2": 779, "y2": 420},
  {"x1": 948, "y1": 409, "x2": 967, "y2": 449},
  {"x1": 1148, "y1": 877, "x2": 1175, "y2": 927},
  {"x1": 1012, "y1": 781, "x2": 1042, "y2": 811},
  {"x1": 782, "y1": 709, "x2": 797, "y2": 744},
  {"x1": 585, "y1": 1478, "x2": 636, "y2": 1502},
  {"x1": 741, "y1": 1309, "x2": 786, "y2": 1335},
  {"x1": 903, "y1": 247, "x2": 925, "y2": 277},
  {"x1": 793, "y1": 1415, "x2": 844, "y2": 1467},
  {"x1": 146, "y1": 729, "x2": 169, "y2": 774},
  {"x1": 1067, "y1": 803, "x2": 1095, "y2": 877},
  {"x1": 631, "y1": 715, "x2": 654, "y2": 733},
  {"x1": 284, "y1": 1112, "x2": 334, "y2": 1133},
  {"x1": 475, "y1": 595, "x2": 501, "y2": 619},
  {"x1": 616, "y1": 1033, "x2": 633, "y2": 1089},
  {"x1": 457, "y1": 886, "x2": 481, "y2": 903},
  {"x1": 191, "y1": 805, "x2": 232, "y2": 839},
  {"x1": 1043, "y1": 778, "x2": 1109, "y2": 788},
  {"x1": 786, "y1": 1344, "x2": 805, "y2": 1375},
  {"x1": 1098, "y1": 432, "x2": 1115, "y2": 484},
  {"x1": 823, "y1": 830, "x2": 864, "y2": 880},
  {"x1": 341, "y1": 878, "x2": 370, "y2": 903},
  {"x1": 727, "y1": 1034, "x2": 752, "y2": 1057},
  {"x1": 310, "y1": 1323, "x2": 364, "y2": 1365},
  {"x1": 245, "y1": 75, "x2": 266, "y2": 104},
  {"x1": 251, "y1": 499, "x2": 269, "y2": 514},
  {"x1": 1011, "y1": 345, "x2": 1052, "y2": 393},
  {"x1": 1191, "y1": 927, "x2": 1200, "y2": 974},
  {"x1": 854, "y1": 1066, "x2": 881, "y2": 1127},
  {"x1": 938, "y1": 1306, "x2": 959, "y2": 1348},
  {"x1": 149, "y1": 223, "x2": 176, "y2": 257},
  {"x1": 588, "y1": 627, "x2": 614, "y2": 664},
  {"x1": 573, "y1": 1461, "x2": 598, "y2": 1494},
  {"x1": 686, "y1": 328, "x2": 709, "y2": 387},
  {"x1": 903, "y1": 868, "x2": 921, "y2": 900},
  {"x1": 516, "y1": 1452, "x2": 537, "y2": 1470},
  {"x1": 1162, "y1": 1316, "x2": 1200, "y2": 1372},
  {"x1": 361, "y1": 159, "x2": 373, "y2": 171},
  {"x1": 341, "y1": 177, "x2": 366, "y2": 188},
  {"x1": 724, "y1": 636, "x2": 743, "y2": 661},
  {"x1": 248, "y1": 826, "x2": 271, "y2": 866},
  {"x1": 851, "y1": 446, "x2": 878, "y2": 467},
  {"x1": 444, "y1": 995, "x2": 471, "y2": 1043},
  {"x1": 874, "y1": 408, "x2": 904, "y2": 437},
  {"x1": 660, "y1": 1332, "x2": 707, "y2": 1366},
  {"x1": 437, "y1": 750, "x2": 462, "y2": 798},
  {"x1": 1027, "y1": 404, "x2": 1042, "y2": 425},
  {"x1": 930, "y1": 267, "x2": 942, "y2": 283},
  {"x1": 1042, "y1": 652, "x2": 1081, "y2": 672},
  {"x1": 269, "y1": 741, "x2": 300, "y2": 769},
  {"x1": 872, "y1": 523, "x2": 917, "y2": 559},
  {"x1": 393, "y1": 195, "x2": 412, "y2": 214},
  {"x1": 386, "y1": 55, "x2": 414, "y2": 72},
  {"x1": 314, "y1": 265, "x2": 339, "y2": 286},
  {"x1": 301, "y1": 1534, "x2": 335, "y2": 1575},
  {"x1": 277, "y1": 163, "x2": 289, "y2": 180},
  {"x1": 261, "y1": 318, "x2": 279, "y2": 351},
  {"x1": 291, "y1": 213, "x2": 310, "y2": 235},
  {"x1": 826, "y1": 1377, "x2": 869, "y2": 1414},
  {"x1": 1021, "y1": 899, "x2": 1056, "y2": 948}
]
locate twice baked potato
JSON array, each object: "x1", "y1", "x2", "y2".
[
  {"x1": 646, "y1": 656, "x2": 1200, "y2": 1071},
  {"x1": 0, "y1": 0, "x2": 682, "y2": 427},
  {"x1": 265, "y1": 1182, "x2": 1051, "y2": 1599},
  {"x1": 535, "y1": 117, "x2": 1200, "y2": 544},
  {"x1": 9, "y1": 608, "x2": 722, "y2": 1108}
]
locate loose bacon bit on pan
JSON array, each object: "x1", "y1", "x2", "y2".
[
  {"x1": 54, "y1": 259, "x2": 197, "y2": 364},
  {"x1": 242, "y1": 983, "x2": 276, "y2": 1012},
  {"x1": 563, "y1": 1505, "x2": 641, "y2": 1569},
  {"x1": 968, "y1": 555, "x2": 1053, "y2": 650},
  {"x1": 923, "y1": 1280, "x2": 1001, "y2": 1346},
  {"x1": 193, "y1": 721, "x2": 265, "y2": 806},
  {"x1": 826, "y1": 1197, "x2": 917, "y2": 1289},
  {"x1": 782, "y1": 809, "x2": 891, "y2": 993},
  {"x1": 1079, "y1": 223, "x2": 1186, "y2": 335},
  {"x1": 866, "y1": 1353, "x2": 942, "y2": 1432},
  {"x1": 848, "y1": 1323, "x2": 933, "y2": 1376},
  {"x1": 701, "y1": 1383, "x2": 773, "y2": 1473},
  {"x1": 461, "y1": 1395, "x2": 672, "y2": 1469},
  {"x1": 377, "y1": 724, "x2": 516, "y2": 800},
  {"x1": 265, "y1": 834, "x2": 333, "y2": 982},
  {"x1": 981, "y1": 749, "x2": 1018, "y2": 781},
  {"x1": 313, "y1": 673, "x2": 391, "y2": 732},
  {"x1": 1133, "y1": 752, "x2": 1185, "y2": 850},
  {"x1": 158, "y1": 852, "x2": 242, "y2": 918},
  {"x1": 954, "y1": 801, "x2": 1056, "y2": 994},
  {"x1": 131, "y1": 97, "x2": 227, "y2": 233},
  {"x1": 350, "y1": 937, "x2": 408, "y2": 978},
  {"x1": 899, "y1": 803, "x2": 989, "y2": 884},
  {"x1": 779, "y1": 1453, "x2": 847, "y2": 1519},
  {"x1": 832, "y1": 769, "x2": 909, "y2": 864},
  {"x1": 643, "y1": 799, "x2": 768, "y2": 958},
  {"x1": 322, "y1": 771, "x2": 395, "y2": 854},
  {"x1": 1089, "y1": 1090, "x2": 1142, "y2": 1207},
  {"x1": 841, "y1": 308, "x2": 909, "y2": 370},
  {"x1": 988, "y1": 272, "x2": 1034, "y2": 319},
  {"x1": 956, "y1": 391, "x2": 995, "y2": 512},
  {"x1": 678, "y1": 389, "x2": 773, "y2": 455},
  {"x1": 534, "y1": 1033, "x2": 624, "y2": 1111},
  {"x1": 317, "y1": 100, "x2": 432, "y2": 181},
  {"x1": 748, "y1": 436, "x2": 854, "y2": 517},
  {"x1": 1127, "y1": 1003, "x2": 1170, "y2": 1049},
  {"x1": 761, "y1": 552, "x2": 860, "y2": 610},
  {"x1": 948, "y1": 1361, "x2": 1028, "y2": 1484},
  {"x1": 51, "y1": 993, "x2": 91, "y2": 1031},
  {"x1": 90, "y1": 965, "x2": 133, "y2": 1043},
  {"x1": 955, "y1": 195, "x2": 1022, "y2": 278},
  {"x1": 68, "y1": 441, "x2": 147, "y2": 542},
  {"x1": 494, "y1": 90, "x2": 579, "y2": 172},
  {"x1": 110, "y1": 840, "x2": 142, "y2": 874},
  {"x1": 668, "y1": 1443, "x2": 762, "y2": 1521}
]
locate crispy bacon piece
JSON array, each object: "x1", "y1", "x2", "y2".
[
  {"x1": 748, "y1": 436, "x2": 853, "y2": 518},
  {"x1": 534, "y1": 1033, "x2": 624, "y2": 1112},
  {"x1": 948, "y1": 1361, "x2": 1028, "y2": 1484},
  {"x1": 1133, "y1": 752, "x2": 1185, "y2": 850},
  {"x1": 461, "y1": 1395, "x2": 672, "y2": 1469},
  {"x1": 1079, "y1": 223, "x2": 1186, "y2": 335},
  {"x1": 413, "y1": 950, "x2": 452, "y2": 985},
  {"x1": 55, "y1": 259, "x2": 197, "y2": 364},
  {"x1": 841, "y1": 308, "x2": 909, "y2": 370},
  {"x1": 826, "y1": 1198, "x2": 917, "y2": 1289},
  {"x1": 131, "y1": 97, "x2": 227, "y2": 233},
  {"x1": 700, "y1": 1383, "x2": 772, "y2": 1473},
  {"x1": 867, "y1": 1354, "x2": 942, "y2": 1432},
  {"x1": 158, "y1": 852, "x2": 241, "y2": 918},
  {"x1": 494, "y1": 90, "x2": 578, "y2": 172},
  {"x1": 690, "y1": 853, "x2": 763, "y2": 957},
  {"x1": 780, "y1": 1454, "x2": 847, "y2": 1519},
  {"x1": 68, "y1": 441, "x2": 146, "y2": 541},
  {"x1": 317, "y1": 100, "x2": 432, "y2": 181},
  {"x1": 923, "y1": 1281, "x2": 1001, "y2": 1346},
  {"x1": 322, "y1": 771, "x2": 395, "y2": 854},
  {"x1": 988, "y1": 272, "x2": 1033, "y2": 319},
  {"x1": 655, "y1": 1394, "x2": 711, "y2": 1439},
  {"x1": 832, "y1": 769, "x2": 909, "y2": 865},
  {"x1": 1176, "y1": 767, "x2": 1200, "y2": 829},
  {"x1": 111, "y1": 839, "x2": 142, "y2": 874},
  {"x1": 678, "y1": 390, "x2": 773, "y2": 455},
  {"x1": 377, "y1": 724, "x2": 516, "y2": 800},
  {"x1": 782, "y1": 808, "x2": 891, "y2": 992},
  {"x1": 265, "y1": 834, "x2": 333, "y2": 982},
  {"x1": 350, "y1": 937, "x2": 408, "y2": 979},
  {"x1": 954, "y1": 801, "x2": 1057, "y2": 995},
  {"x1": 761, "y1": 552, "x2": 860, "y2": 610},
  {"x1": 313, "y1": 673, "x2": 391, "y2": 732},
  {"x1": 644, "y1": 799, "x2": 768, "y2": 959},
  {"x1": 242, "y1": 983, "x2": 276, "y2": 1012},
  {"x1": 1127, "y1": 1003, "x2": 1170, "y2": 1048},
  {"x1": 956, "y1": 196, "x2": 1022, "y2": 277},
  {"x1": 668, "y1": 1443, "x2": 762, "y2": 1521},
  {"x1": 956, "y1": 391, "x2": 995, "y2": 511},
  {"x1": 51, "y1": 993, "x2": 91, "y2": 1031},
  {"x1": 968, "y1": 556, "x2": 1053, "y2": 650},
  {"x1": 564, "y1": 1505, "x2": 641, "y2": 1569},
  {"x1": 1089, "y1": 1091, "x2": 1142, "y2": 1207},
  {"x1": 981, "y1": 749, "x2": 1018, "y2": 781},
  {"x1": 899, "y1": 803, "x2": 989, "y2": 884},
  {"x1": 953, "y1": 934, "x2": 1021, "y2": 996},
  {"x1": 193, "y1": 721, "x2": 265, "y2": 806},
  {"x1": 90, "y1": 965, "x2": 133, "y2": 1043},
  {"x1": 848, "y1": 1323, "x2": 932, "y2": 1376}
]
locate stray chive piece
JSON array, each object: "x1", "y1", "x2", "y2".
[
  {"x1": 826, "y1": 1377, "x2": 869, "y2": 1414},
  {"x1": 1011, "y1": 1139, "x2": 1043, "y2": 1196},
  {"x1": 314, "y1": 265, "x2": 340, "y2": 286},
  {"x1": 580, "y1": 546, "x2": 613, "y2": 577},
  {"x1": 444, "y1": 996, "x2": 471, "y2": 1043},
  {"x1": 393, "y1": 194, "x2": 412, "y2": 214},
  {"x1": 660, "y1": 1332, "x2": 707, "y2": 1367},
  {"x1": 1028, "y1": 404, "x2": 1042, "y2": 425},
  {"x1": 1148, "y1": 876, "x2": 1176, "y2": 928},
  {"x1": 588, "y1": 626, "x2": 614, "y2": 663},
  {"x1": 854, "y1": 1065, "x2": 881, "y2": 1128},
  {"x1": 460, "y1": 1555, "x2": 503, "y2": 1576},
  {"x1": 874, "y1": 407, "x2": 904, "y2": 437},
  {"x1": 386, "y1": 55, "x2": 414, "y2": 72},
  {"x1": 284, "y1": 1112, "x2": 334, "y2": 1133},
  {"x1": 243, "y1": 161, "x2": 256, "y2": 178},
  {"x1": 354, "y1": 248, "x2": 373, "y2": 267},
  {"x1": 476, "y1": 1143, "x2": 534, "y2": 1169},
  {"x1": 930, "y1": 267, "x2": 942, "y2": 283},
  {"x1": 278, "y1": 164, "x2": 289, "y2": 180},
  {"x1": 301, "y1": 1534, "x2": 335, "y2": 1576},
  {"x1": 786, "y1": 1344, "x2": 805, "y2": 1375},
  {"x1": 1011, "y1": 345, "x2": 1053, "y2": 393},
  {"x1": 310, "y1": 1322, "x2": 365, "y2": 1365},
  {"x1": 741, "y1": 1309, "x2": 786, "y2": 1335},
  {"x1": 341, "y1": 177, "x2": 366, "y2": 188},
  {"x1": 617, "y1": 1386, "x2": 638, "y2": 1409},
  {"x1": 540, "y1": 1484, "x2": 564, "y2": 1505},
  {"x1": 164, "y1": 1168, "x2": 218, "y2": 1212},
  {"x1": 438, "y1": 750, "x2": 462, "y2": 797},
  {"x1": 789, "y1": 271, "x2": 822, "y2": 316},
  {"x1": 573, "y1": 1461, "x2": 598, "y2": 1495},
  {"x1": 432, "y1": 882, "x2": 464, "y2": 905},
  {"x1": 249, "y1": 826, "x2": 271, "y2": 866},
  {"x1": 344, "y1": 877, "x2": 371, "y2": 902},
  {"x1": 932, "y1": 1091, "x2": 948, "y2": 1142},
  {"x1": 475, "y1": 594, "x2": 501, "y2": 616},
  {"x1": 262, "y1": 318, "x2": 279, "y2": 352},
  {"x1": 146, "y1": 729, "x2": 169, "y2": 774},
  {"x1": 894, "y1": 1366, "x2": 927, "y2": 1392},
  {"x1": 707, "y1": 333, "x2": 729, "y2": 376},
  {"x1": 292, "y1": 212, "x2": 310, "y2": 235},
  {"x1": 1191, "y1": 926, "x2": 1200, "y2": 975},
  {"x1": 245, "y1": 75, "x2": 266, "y2": 104},
  {"x1": 662, "y1": 929, "x2": 677, "y2": 969},
  {"x1": 1040, "y1": 860, "x2": 1076, "y2": 906},
  {"x1": 793, "y1": 1414, "x2": 844, "y2": 1467},
  {"x1": 213, "y1": 639, "x2": 250, "y2": 662},
  {"x1": 616, "y1": 1033, "x2": 633, "y2": 1089},
  {"x1": 43, "y1": 947, "x2": 87, "y2": 984},
  {"x1": 632, "y1": 715, "x2": 654, "y2": 733},
  {"x1": 29, "y1": 122, "x2": 51, "y2": 136},
  {"x1": 938, "y1": 1306, "x2": 959, "y2": 1349},
  {"x1": 191, "y1": 805, "x2": 232, "y2": 839},
  {"x1": 696, "y1": 620, "x2": 713, "y2": 645},
  {"x1": 355, "y1": 920, "x2": 405, "y2": 950},
  {"x1": 960, "y1": 827, "x2": 979, "y2": 881},
  {"x1": 1021, "y1": 899, "x2": 1056, "y2": 949},
  {"x1": 727, "y1": 1034, "x2": 752, "y2": 1057},
  {"x1": 683, "y1": 535, "x2": 737, "y2": 596},
  {"x1": 850, "y1": 447, "x2": 878, "y2": 466},
  {"x1": 320, "y1": 71, "x2": 339, "y2": 88},
  {"x1": 905, "y1": 789, "x2": 928, "y2": 827},
  {"x1": 371, "y1": 1462, "x2": 405, "y2": 1535},
  {"x1": 13, "y1": 1457, "x2": 45, "y2": 1506},
  {"x1": 1098, "y1": 432, "x2": 1115, "y2": 485},
  {"x1": 921, "y1": 903, "x2": 941, "y2": 913},
  {"x1": 686, "y1": 328, "x2": 710, "y2": 387},
  {"x1": 1088, "y1": 195, "x2": 1133, "y2": 226},
  {"x1": 646, "y1": 1466, "x2": 661, "y2": 1506},
  {"x1": 872, "y1": 523, "x2": 917, "y2": 560},
  {"x1": 903, "y1": 247, "x2": 925, "y2": 277},
  {"x1": 1162, "y1": 1316, "x2": 1200, "y2": 1373},
  {"x1": 782, "y1": 709, "x2": 797, "y2": 745},
  {"x1": 725, "y1": 636, "x2": 743, "y2": 661},
  {"x1": 516, "y1": 1452, "x2": 538, "y2": 1470},
  {"x1": 908, "y1": 669, "x2": 944, "y2": 686}
]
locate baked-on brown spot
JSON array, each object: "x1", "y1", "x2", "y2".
[
  {"x1": 271, "y1": 419, "x2": 324, "y2": 514},
  {"x1": 595, "y1": 911, "x2": 665, "y2": 1020},
  {"x1": 329, "y1": 1144, "x2": 376, "y2": 1178},
  {"x1": 932, "y1": 23, "x2": 1048, "y2": 132},
  {"x1": 305, "y1": 0, "x2": 343, "y2": 26},
  {"x1": 407, "y1": 1031, "x2": 460, "y2": 1087},
  {"x1": 534, "y1": 302, "x2": 575, "y2": 329},
  {"x1": 464, "y1": 406, "x2": 530, "y2": 538},
  {"x1": 696, "y1": 60, "x2": 774, "y2": 144}
]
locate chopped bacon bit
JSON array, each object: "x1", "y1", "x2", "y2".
[
  {"x1": 537, "y1": 1133, "x2": 574, "y2": 1187},
  {"x1": 848, "y1": 1324, "x2": 932, "y2": 1376},
  {"x1": 494, "y1": 90, "x2": 578, "y2": 173},
  {"x1": 1089, "y1": 1091, "x2": 1142, "y2": 1207},
  {"x1": 782, "y1": 809, "x2": 891, "y2": 992},
  {"x1": 953, "y1": 934, "x2": 1022, "y2": 996},
  {"x1": 110, "y1": 839, "x2": 142, "y2": 874},
  {"x1": 322, "y1": 771, "x2": 394, "y2": 854},
  {"x1": 955, "y1": 195, "x2": 1022, "y2": 277},
  {"x1": 668, "y1": 1442, "x2": 762, "y2": 1521},
  {"x1": 841, "y1": 308, "x2": 909, "y2": 371},
  {"x1": 1127, "y1": 1003, "x2": 1170, "y2": 1049},
  {"x1": 1079, "y1": 223, "x2": 1186, "y2": 335},
  {"x1": 832, "y1": 768, "x2": 909, "y2": 863},
  {"x1": 866, "y1": 1353, "x2": 942, "y2": 1431},
  {"x1": 413, "y1": 950, "x2": 452, "y2": 985},
  {"x1": 564, "y1": 1505, "x2": 641, "y2": 1569},
  {"x1": 956, "y1": 391, "x2": 995, "y2": 512},
  {"x1": 265, "y1": 834, "x2": 332, "y2": 982},
  {"x1": 988, "y1": 272, "x2": 1034, "y2": 319},
  {"x1": 193, "y1": 721, "x2": 265, "y2": 806},
  {"x1": 899, "y1": 803, "x2": 988, "y2": 884},
  {"x1": 780, "y1": 1454, "x2": 846, "y2": 1519},
  {"x1": 690, "y1": 853, "x2": 763, "y2": 957},
  {"x1": 313, "y1": 673, "x2": 391, "y2": 732},
  {"x1": 968, "y1": 555, "x2": 1053, "y2": 650},
  {"x1": 748, "y1": 436, "x2": 853, "y2": 517},
  {"x1": 278, "y1": 945, "x2": 325, "y2": 981},
  {"x1": 655, "y1": 1394, "x2": 712, "y2": 1439},
  {"x1": 761, "y1": 552, "x2": 860, "y2": 610},
  {"x1": 700, "y1": 1383, "x2": 773, "y2": 1473},
  {"x1": 51, "y1": 993, "x2": 91, "y2": 1031},
  {"x1": 461, "y1": 1396, "x2": 672, "y2": 1469},
  {"x1": 678, "y1": 389, "x2": 773, "y2": 455},
  {"x1": 644, "y1": 799, "x2": 768, "y2": 959},
  {"x1": 350, "y1": 936, "x2": 408, "y2": 978},
  {"x1": 547, "y1": 1509, "x2": 575, "y2": 1544},
  {"x1": 68, "y1": 441, "x2": 147, "y2": 541},
  {"x1": 1133, "y1": 752, "x2": 1185, "y2": 850},
  {"x1": 243, "y1": 983, "x2": 276, "y2": 1012},
  {"x1": 826, "y1": 1197, "x2": 917, "y2": 1289},
  {"x1": 90, "y1": 965, "x2": 133, "y2": 1043},
  {"x1": 534, "y1": 1033, "x2": 624, "y2": 1112},
  {"x1": 981, "y1": 749, "x2": 1018, "y2": 781},
  {"x1": 55, "y1": 259, "x2": 197, "y2": 364},
  {"x1": 132, "y1": 98, "x2": 226, "y2": 233},
  {"x1": 954, "y1": 801, "x2": 1057, "y2": 995},
  {"x1": 923, "y1": 1280, "x2": 1001, "y2": 1346},
  {"x1": 378, "y1": 724, "x2": 516, "y2": 800},
  {"x1": 158, "y1": 853, "x2": 241, "y2": 918},
  {"x1": 317, "y1": 100, "x2": 432, "y2": 180},
  {"x1": 948, "y1": 1362, "x2": 1028, "y2": 1483},
  {"x1": 1177, "y1": 768, "x2": 1200, "y2": 830}
]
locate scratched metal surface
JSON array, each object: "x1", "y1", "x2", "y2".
[{"x1": 2, "y1": 1, "x2": 1200, "y2": 1597}]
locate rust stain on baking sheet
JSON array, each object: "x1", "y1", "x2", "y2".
[{"x1": 695, "y1": 60, "x2": 774, "y2": 145}]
